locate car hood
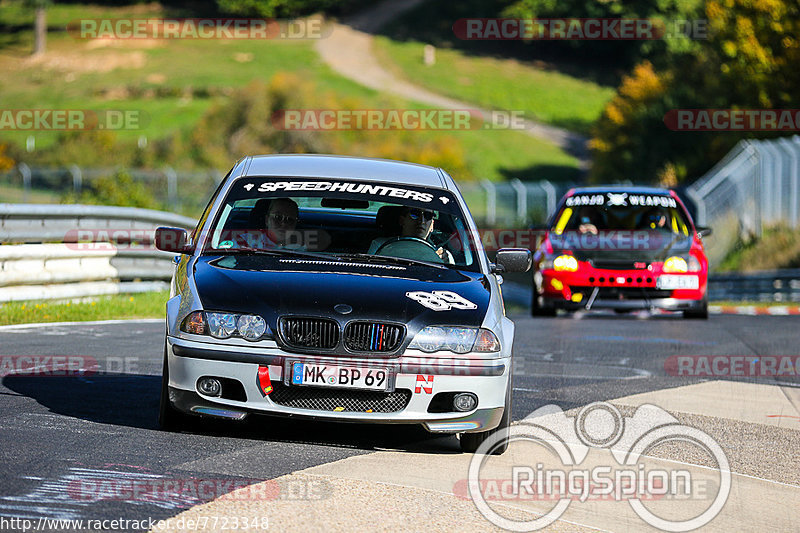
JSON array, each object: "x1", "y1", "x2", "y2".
[
  {"x1": 193, "y1": 255, "x2": 491, "y2": 332},
  {"x1": 549, "y1": 231, "x2": 694, "y2": 263}
]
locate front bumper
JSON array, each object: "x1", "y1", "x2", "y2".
[
  {"x1": 166, "y1": 336, "x2": 508, "y2": 433},
  {"x1": 537, "y1": 268, "x2": 706, "y2": 311}
]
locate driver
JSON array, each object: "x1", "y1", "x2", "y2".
[
  {"x1": 368, "y1": 206, "x2": 454, "y2": 263},
  {"x1": 640, "y1": 207, "x2": 669, "y2": 230}
]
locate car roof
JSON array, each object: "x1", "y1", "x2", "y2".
[
  {"x1": 568, "y1": 185, "x2": 672, "y2": 195},
  {"x1": 241, "y1": 154, "x2": 448, "y2": 188}
]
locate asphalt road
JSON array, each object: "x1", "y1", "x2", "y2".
[{"x1": 0, "y1": 314, "x2": 797, "y2": 530}]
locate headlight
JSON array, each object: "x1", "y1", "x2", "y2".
[
  {"x1": 687, "y1": 255, "x2": 702, "y2": 272},
  {"x1": 181, "y1": 311, "x2": 206, "y2": 335},
  {"x1": 237, "y1": 314, "x2": 267, "y2": 340},
  {"x1": 207, "y1": 312, "x2": 237, "y2": 339},
  {"x1": 553, "y1": 255, "x2": 579, "y2": 272},
  {"x1": 181, "y1": 311, "x2": 270, "y2": 341},
  {"x1": 663, "y1": 256, "x2": 688, "y2": 273},
  {"x1": 408, "y1": 327, "x2": 500, "y2": 354}
]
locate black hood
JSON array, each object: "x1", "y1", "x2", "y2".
[{"x1": 193, "y1": 255, "x2": 490, "y2": 340}]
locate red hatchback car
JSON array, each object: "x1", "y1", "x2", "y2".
[{"x1": 531, "y1": 186, "x2": 712, "y2": 318}]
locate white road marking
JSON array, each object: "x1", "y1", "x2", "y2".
[{"x1": 0, "y1": 318, "x2": 162, "y2": 331}]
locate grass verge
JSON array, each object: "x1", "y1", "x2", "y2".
[
  {"x1": 0, "y1": 291, "x2": 168, "y2": 326},
  {"x1": 716, "y1": 226, "x2": 800, "y2": 272},
  {"x1": 710, "y1": 301, "x2": 800, "y2": 308}
]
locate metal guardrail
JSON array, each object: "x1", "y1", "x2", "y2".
[
  {"x1": 0, "y1": 164, "x2": 582, "y2": 227},
  {"x1": 708, "y1": 269, "x2": 800, "y2": 303},
  {"x1": 687, "y1": 135, "x2": 800, "y2": 265},
  {"x1": 0, "y1": 204, "x2": 197, "y2": 302},
  {"x1": 499, "y1": 270, "x2": 800, "y2": 309},
  {"x1": 1, "y1": 166, "x2": 223, "y2": 215}
]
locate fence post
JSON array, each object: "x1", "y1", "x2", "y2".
[
  {"x1": 749, "y1": 142, "x2": 763, "y2": 238},
  {"x1": 17, "y1": 163, "x2": 31, "y2": 203},
  {"x1": 760, "y1": 141, "x2": 783, "y2": 226},
  {"x1": 510, "y1": 178, "x2": 527, "y2": 222},
  {"x1": 480, "y1": 179, "x2": 496, "y2": 227},
  {"x1": 164, "y1": 166, "x2": 178, "y2": 211},
  {"x1": 540, "y1": 180, "x2": 557, "y2": 217},
  {"x1": 69, "y1": 164, "x2": 82, "y2": 196},
  {"x1": 779, "y1": 138, "x2": 799, "y2": 229},
  {"x1": 685, "y1": 188, "x2": 706, "y2": 226}
]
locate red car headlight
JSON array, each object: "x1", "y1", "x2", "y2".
[{"x1": 553, "y1": 255, "x2": 579, "y2": 272}]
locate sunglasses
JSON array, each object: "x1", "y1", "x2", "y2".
[
  {"x1": 268, "y1": 213, "x2": 297, "y2": 225},
  {"x1": 405, "y1": 209, "x2": 435, "y2": 221}
]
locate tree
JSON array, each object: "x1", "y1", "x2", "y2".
[
  {"x1": 25, "y1": 0, "x2": 50, "y2": 56},
  {"x1": 215, "y1": 0, "x2": 364, "y2": 18},
  {"x1": 590, "y1": 0, "x2": 800, "y2": 184}
]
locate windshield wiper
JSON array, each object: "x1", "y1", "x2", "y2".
[
  {"x1": 212, "y1": 247, "x2": 338, "y2": 262},
  {"x1": 335, "y1": 253, "x2": 448, "y2": 270}
]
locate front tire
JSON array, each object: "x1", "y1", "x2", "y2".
[
  {"x1": 460, "y1": 378, "x2": 512, "y2": 455},
  {"x1": 531, "y1": 291, "x2": 557, "y2": 317},
  {"x1": 683, "y1": 297, "x2": 709, "y2": 319},
  {"x1": 158, "y1": 345, "x2": 191, "y2": 431}
]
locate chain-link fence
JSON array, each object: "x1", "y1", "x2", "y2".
[
  {"x1": 0, "y1": 165, "x2": 225, "y2": 218},
  {"x1": 0, "y1": 164, "x2": 578, "y2": 227},
  {"x1": 686, "y1": 135, "x2": 800, "y2": 264}
]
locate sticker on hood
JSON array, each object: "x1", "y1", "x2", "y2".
[{"x1": 406, "y1": 291, "x2": 477, "y2": 311}]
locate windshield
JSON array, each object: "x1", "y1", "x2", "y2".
[
  {"x1": 548, "y1": 192, "x2": 693, "y2": 255},
  {"x1": 202, "y1": 177, "x2": 481, "y2": 272},
  {"x1": 553, "y1": 193, "x2": 691, "y2": 235}
]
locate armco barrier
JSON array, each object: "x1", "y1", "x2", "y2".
[
  {"x1": 708, "y1": 268, "x2": 800, "y2": 303},
  {"x1": 0, "y1": 204, "x2": 196, "y2": 302}
]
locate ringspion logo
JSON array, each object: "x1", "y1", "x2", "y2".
[{"x1": 467, "y1": 402, "x2": 730, "y2": 531}]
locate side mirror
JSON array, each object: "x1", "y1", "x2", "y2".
[
  {"x1": 155, "y1": 227, "x2": 192, "y2": 253},
  {"x1": 697, "y1": 226, "x2": 713, "y2": 237},
  {"x1": 495, "y1": 248, "x2": 532, "y2": 273}
]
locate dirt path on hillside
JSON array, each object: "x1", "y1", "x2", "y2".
[{"x1": 314, "y1": 0, "x2": 589, "y2": 168}]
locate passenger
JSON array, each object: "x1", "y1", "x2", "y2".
[
  {"x1": 240, "y1": 198, "x2": 304, "y2": 250},
  {"x1": 264, "y1": 198, "x2": 301, "y2": 247},
  {"x1": 576, "y1": 206, "x2": 601, "y2": 235}
]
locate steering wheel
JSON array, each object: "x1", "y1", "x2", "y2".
[{"x1": 375, "y1": 237, "x2": 442, "y2": 263}]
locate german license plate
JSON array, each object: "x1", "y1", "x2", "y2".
[
  {"x1": 289, "y1": 362, "x2": 390, "y2": 391},
  {"x1": 657, "y1": 275, "x2": 699, "y2": 290}
]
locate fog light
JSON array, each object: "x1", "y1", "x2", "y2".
[
  {"x1": 453, "y1": 393, "x2": 478, "y2": 412},
  {"x1": 197, "y1": 377, "x2": 222, "y2": 397}
]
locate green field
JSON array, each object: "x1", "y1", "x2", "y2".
[
  {"x1": 373, "y1": 37, "x2": 614, "y2": 135},
  {"x1": 0, "y1": 291, "x2": 168, "y2": 325},
  {"x1": 0, "y1": 1, "x2": 586, "y2": 183}
]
